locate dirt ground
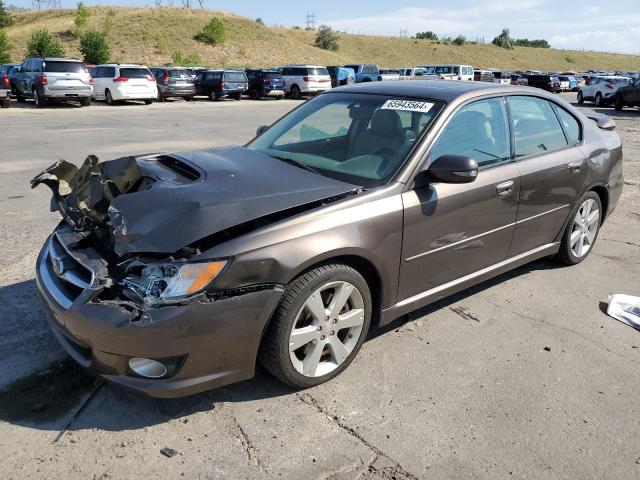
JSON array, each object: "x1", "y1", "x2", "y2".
[{"x1": 0, "y1": 94, "x2": 638, "y2": 480}]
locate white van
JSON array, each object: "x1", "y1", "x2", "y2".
[{"x1": 417, "y1": 64, "x2": 474, "y2": 81}]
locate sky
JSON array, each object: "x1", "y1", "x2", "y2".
[{"x1": 10, "y1": 0, "x2": 640, "y2": 54}]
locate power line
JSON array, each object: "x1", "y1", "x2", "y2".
[
  {"x1": 305, "y1": 12, "x2": 316, "y2": 30},
  {"x1": 32, "y1": 0, "x2": 61, "y2": 9},
  {"x1": 398, "y1": 28, "x2": 408, "y2": 39}
]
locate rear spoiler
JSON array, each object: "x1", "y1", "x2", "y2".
[{"x1": 585, "y1": 113, "x2": 616, "y2": 131}]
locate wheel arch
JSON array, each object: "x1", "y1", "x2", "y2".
[{"x1": 589, "y1": 184, "x2": 609, "y2": 223}]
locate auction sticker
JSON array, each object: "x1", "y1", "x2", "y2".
[{"x1": 381, "y1": 100, "x2": 434, "y2": 113}]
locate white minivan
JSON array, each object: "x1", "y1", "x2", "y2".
[
  {"x1": 90, "y1": 64, "x2": 157, "y2": 105},
  {"x1": 417, "y1": 64, "x2": 474, "y2": 81}
]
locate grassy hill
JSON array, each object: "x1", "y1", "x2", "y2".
[{"x1": 4, "y1": 7, "x2": 640, "y2": 71}]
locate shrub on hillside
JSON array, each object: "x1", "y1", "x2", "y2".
[
  {"x1": 315, "y1": 24, "x2": 339, "y2": 51},
  {"x1": 80, "y1": 30, "x2": 110, "y2": 64},
  {"x1": 194, "y1": 17, "x2": 225, "y2": 45},
  {"x1": 73, "y1": 1, "x2": 91, "y2": 37},
  {"x1": 26, "y1": 29, "x2": 65, "y2": 58},
  {"x1": 492, "y1": 28, "x2": 514, "y2": 49},
  {"x1": 255, "y1": 17, "x2": 264, "y2": 25},
  {"x1": 171, "y1": 51, "x2": 202, "y2": 66},
  {"x1": 415, "y1": 31, "x2": 438, "y2": 41},
  {"x1": 0, "y1": 0, "x2": 13, "y2": 27},
  {"x1": 0, "y1": 29, "x2": 10, "y2": 63},
  {"x1": 452, "y1": 35, "x2": 466, "y2": 46}
]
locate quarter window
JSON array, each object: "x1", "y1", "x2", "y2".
[
  {"x1": 552, "y1": 105, "x2": 581, "y2": 145},
  {"x1": 430, "y1": 97, "x2": 511, "y2": 168},
  {"x1": 508, "y1": 96, "x2": 568, "y2": 157}
]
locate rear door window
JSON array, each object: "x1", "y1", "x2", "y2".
[
  {"x1": 508, "y1": 96, "x2": 568, "y2": 157},
  {"x1": 44, "y1": 61, "x2": 86, "y2": 73}
]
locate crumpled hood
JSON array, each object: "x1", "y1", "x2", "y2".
[{"x1": 32, "y1": 147, "x2": 359, "y2": 256}]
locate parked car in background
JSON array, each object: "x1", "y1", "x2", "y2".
[
  {"x1": 245, "y1": 69, "x2": 285, "y2": 99},
  {"x1": 378, "y1": 68, "x2": 401, "y2": 81},
  {"x1": 578, "y1": 76, "x2": 631, "y2": 107},
  {"x1": 558, "y1": 75, "x2": 578, "y2": 91},
  {"x1": 510, "y1": 74, "x2": 528, "y2": 86},
  {"x1": 90, "y1": 64, "x2": 156, "y2": 105},
  {"x1": 279, "y1": 65, "x2": 331, "y2": 99},
  {"x1": 327, "y1": 66, "x2": 355, "y2": 87},
  {"x1": 0, "y1": 68, "x2": 10, "y2": 108},
  {"x1": 474, "y1": 70, "x2": 496, "y2": 82},
  {"x1": 150, "y1": 67, "x2": 195, "y2": 101},
  {"x1": 613, "y1": 76, "x2": 640, "y2": 111},
  {"x1": 12, "y1": 57, "x2": 93, "y2": 107},
  {"x1": 194, "y1": 69, "x2": 248, "y2": 101},
  {"x1": 419, "y1": 64, "x2": 474, "y2": 81},
  {"x1": 398, "y1": 67, "x2": 428, "y2": 79},
  {"x1": 492, "y1": 71, "x2": 512, "y2": 84},
  {"x1": 525, "y1": 74, "x2": 561, "y2": 93},
  {"x1": 343, "y1": 64, "x2": 381, "y2": 83}
]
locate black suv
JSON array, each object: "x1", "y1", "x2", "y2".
[
  {"x1": 526, "y1": 74, "x2": 561, "y2": 93},
  {"x1": 194, "y1": 69, "x2": 248, "y2": 101},
  {"x1": 614, "y1": 77, "x2": 640, "y2": 111},
  {"x1": 245, "y1": 69, "x2": 285, "y2": 100}
]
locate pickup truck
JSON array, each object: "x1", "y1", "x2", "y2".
[
  {"x1": 12, "y1": 57, "x2": 93, "y2": 107},
  {"x1": 378, "y1": 68, "x2": 401, "y2": 81},
  {"x1": 343, "y1": 64, "x2": 381, "y2": 82}
]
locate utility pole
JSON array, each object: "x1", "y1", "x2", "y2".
[
  {"x1": 398, "y1": 28, "x2": 408, "y2": 39},
  {"x1": 32, "y1": 0, "x2": 62, "y2": 8},
  {"x1": 305, "y1": 12, "x2": 317, "y2": 30}
]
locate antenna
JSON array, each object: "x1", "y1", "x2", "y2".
[
  {"x1": 305, "y1": 12, "x2": 317, "y2": 30},
  {"x1": 32, "y1": 0, "x2": 62, "y2": 9}
]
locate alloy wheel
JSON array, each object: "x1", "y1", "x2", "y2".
[
  {"x1": 288, "y1": 281, "x2": 365, "y2": 378},
  {"x1": 570, "y1": 198, "x2": 600, "y2": 258}
]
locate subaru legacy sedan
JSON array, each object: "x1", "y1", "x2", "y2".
[{"x1": 33, "y1": 81, "x2": 623, "y2": 397}]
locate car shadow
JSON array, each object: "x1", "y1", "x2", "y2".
[
  {"x1": 0, "y1": 258, "x2": 557, "y2": 433},
  {"x1": 5, "y1": 99, "x2": 84, "y2": 109}
]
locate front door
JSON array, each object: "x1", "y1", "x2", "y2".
[
  {"x1": 398, "y1": 96, "x2": 520, "y2": 301},
  {"x1": 505, "y1": 95, "x2": 588, "y2": 256}
]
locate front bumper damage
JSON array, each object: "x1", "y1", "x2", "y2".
[{"x1": 36, "y1": 230, "x2": 283, "y2": 397}]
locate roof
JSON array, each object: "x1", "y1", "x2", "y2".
[{"x1": 332, "y1": 79, "x2": 545, "y2": 103}]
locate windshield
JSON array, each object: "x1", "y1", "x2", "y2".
[
  {"x1": 247, "y1": 93, "x2": 443, "y2": 187},
  {"x1": 44, "y1": 61, "x2": 86, "y2": 73}
]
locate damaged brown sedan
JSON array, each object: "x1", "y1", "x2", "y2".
[{"x1": 34, "y1": 81, "x2": 623, "y2": 397}]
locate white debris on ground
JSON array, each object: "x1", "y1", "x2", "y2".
[{"x1": 607, "y1": 294, "x2": 640, "y2": 331}]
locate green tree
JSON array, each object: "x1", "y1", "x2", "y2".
[
  {"x1": 314, "y1": 24, "x2": 339, "y2": 51},
  {"x1": 79, "y1": 30, "x2": 110, "y2": 64},
  {"x1": 194, "y1": 17, "x2": 225, "y2": 45},
  {"x1": 73, "y1": 1, "x2": 90, "y2": 36},
  {"x1": 0, "y1": 29, "x2": 10, "y2": 63},
  {"x1": 452, "y1": 35, "x2": 466, "y2": 46},
  {"x1": 415, "y1": 31, "x2": 438, "y2": 40},
  {"x1": 26, "y1": 29, "x2": 65, "y2": 57},
  {"x1": 0, "y1": 0, "x2": 13, "y2": 28},
  {"x1": 255, "y1": 17, "x2": 264, "y2": 25},
  {"x1": 492, "y1": 28, "x2": 514, "y2": 49}
]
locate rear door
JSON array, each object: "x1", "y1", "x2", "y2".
[
  {"x1": 90, "y1": 67, "x2": 106, "y2": 98},
  {"x1": 399, "y1": 96, "x2": 520, "y2": 299},
  {"x1": 505, "y1": 95, "x2": 587, "y2": 256}
]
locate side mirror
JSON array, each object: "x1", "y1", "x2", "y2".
[
  {"x1": 426, "y1": 155, "x2": 479, "y2": 184},
  {"x1": 256, "y1": 125, "x2": 269, "y2": 136}
]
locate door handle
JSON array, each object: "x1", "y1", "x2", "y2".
[
  {"x1": 568, "y1": 160, "x2": 583, "y2": 174},
  {"x1": 496, "y1": 180, "x2": 514, "y2": 196}
]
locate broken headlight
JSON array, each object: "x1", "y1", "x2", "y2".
[{"x1": 122, "y1": 261, "x2": 227, "y2": 307}]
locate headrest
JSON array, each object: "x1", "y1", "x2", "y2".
[{"x1": 371, "y1": 109, "x2": 403, "y2": 137}]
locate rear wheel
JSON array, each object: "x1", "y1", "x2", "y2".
[
  {"x1": 594, "y1": 92, "x2": 603, "y2": 107},
  {"x1": 577, "y1": 91, "x2": 584, "y2": 104},
  {"x1": 290, "y1": 84, "x2": 302, "y2": 100},
  {"x1": 144, "y1": 99, "x2": 154, "y2": 105},
  {"x1": 33, "y1": 89, "x2": 45, "y2": 108},
  {"x1": 233, "y1": 92, "x2": 242, "y2": 101},
  {"x1": 250, "y1": 89, "x2": 261, "y2": 100},
  {"x1": 0, "y1": 97, "x2": 9, "y2": 108},
  {"x1": 615, "y1": 94, "x2": 624, "y2": 111},
  {"x1": 105, "y1": 90, "x2": 114, "y2": 105},
  {"x1": 259, "y1": 264, "x2": 372, "y2": 388},
  {"x1": 555, "y1": 191, "x2": 602, "y2": 265},
  {"x1": 79, "y1": 97, "x2": 91, "y2": 107}
]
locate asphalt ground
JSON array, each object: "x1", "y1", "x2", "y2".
[{"x1": 0, "y1": 93, "x2": 638, "y2": 480}]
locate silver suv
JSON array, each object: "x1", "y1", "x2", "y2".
[
  {"x1": 13, "y1": 57, "x2": 93, "y2": 107},
  {"x1": 279, "y1": 65, "x2": 331, "y2": 99}
]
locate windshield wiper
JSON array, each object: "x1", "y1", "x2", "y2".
[{"x1": 269, "y1": 155, "x2": 322, "y2": 175}]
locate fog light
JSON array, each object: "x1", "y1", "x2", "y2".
[{"x1": 128, "y1": 358, "x2": 168, "y2": 379}]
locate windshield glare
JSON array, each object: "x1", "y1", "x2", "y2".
[{"x1": 247, "y1": 93, "x2": 443, "y2": 187}]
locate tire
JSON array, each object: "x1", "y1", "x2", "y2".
[
  {"x1": 594, "y1": 92, "x2": 602, "y2": 107},
  {"x1": 79, "y1": 97, "x2": 91, "y2": 107},
  {"x1": 250, "y1": 89, "x2": 261, "y2": 100},
  {"x1": 156, "y1": 89, "x2": 164, "y2": 102},
  {"x1": 105, "y1": 90, "x2": 114, "y2": 105},
  {"x1": 33, "y1": 89, "x2": 45, "y2": 108},
  {"x1": 144, "y1": 99, "x2": 154, "y2": 105},
  {"x1": 614, "y1": 94, "x2": 623, "y2": 111},
  {"x1": 233, "y1": 93, "x2": 242, "y2": 101},
  {"x1": 346, "y1": 77, "x2": 355, "y2": 85},
  {"x1": 555, "y1": 191, "x2": 603, "y2": 266},
  {"x1": 577, "y1": 91, "x2": 584, "y2": 104},
  {"x1": 209, "y1": 90, "x2": 217, "y2": 101},
  {"x1": 276, "y1": 96, "x2": 282, "y2": 100},
  {"x1": 290, "y1": 84, "x2": 302, "y2": 100},
  {"x1": 259, "y1": 264, "x2": 372, "y2": 388},
  {"x1": 1, "y1": 97, "x2": 9, "y2": 108}
]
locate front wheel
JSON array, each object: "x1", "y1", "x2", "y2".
[
  {"x1": 615, "y1": 94, "x2": 623, "y2": 111},
  {"x1": 0, "y1": 97, "x2": 9, "y2": 108},
  {"x1": 577, "y1": 91, "x2": 584, "y2": 104},
  {"x1": 289, "y1": 84, "x2": 302, "y2": 100},
  {"x1": 555, "y1": 191, "x2": 602, "y2": 265},
  {"x1": 594, "y1": 92, "x2": 603, "y2": 107},
  {"x1": 259, "y1": 264, "x2": 372, "y2": 388}
]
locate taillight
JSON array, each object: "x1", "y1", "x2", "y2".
[
  {"x1": 2, "y1": 73, "x2": 9, "y2": 89},
  {"x1": 147, "y1": 75, "x2": 156, "y2": 82},
  {"x1": 162, "y1": 71, "x2": 169, "y2": 82},
  {"x1": 220, "y1": 82, "x2": 225, "y2": 89},
  {"x1": 39, "y1": 74, "x2": 48, "y2": 86},
  {"x1": 303, "y1": 76, "x2": 311, "y2": 82},
  {"x1": 604, "y1": 82, "x2": 613, "y2": 89},
  {"x1": 113, "y1": 76, "x2": 128, "y2": 83},
  {"x1": 89, "y1": 76, "x2": 94, "y2": 86},
  {"x1": 457, "y1": 76, "x2": 462, "y2": 80}
]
